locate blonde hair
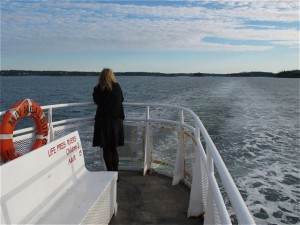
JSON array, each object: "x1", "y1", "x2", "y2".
[{"x1": 98, "y1": 68, "x2": 117, "y2": 91}]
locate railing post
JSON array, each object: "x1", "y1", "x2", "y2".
[
  {"x1": 207, "y1": 144, "x2": 214, "y2": 175},
  {"x1": 47, "y1": 108, "x2": 54, "y2": 142},
  {"x1": 143, "y1": 106, "x2": 152, "y2": 175},
  {"x1": 173, "y1": 110, "x2": 185, "y2": 185},
  {"x1": 204, "y1": 145, "x2": 216, "y2": 225},
  {"x1": 180, "y1": 109, "x2": 184, "y2": 124},
  {"x1": 188, "y1": 125, "x2": 205, "y2": 217}
]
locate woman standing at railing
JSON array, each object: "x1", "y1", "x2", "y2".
[{"x1": 92, "y1": 68, "x2": 125, "y2": 172}]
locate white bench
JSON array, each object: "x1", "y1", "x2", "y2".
[{"x1": 0, "y1": 131, "x2": 117, "y2": 224}]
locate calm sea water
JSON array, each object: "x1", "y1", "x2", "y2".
[{"x1": 0, "y1": 75, "x2": 299, "y2": 224}]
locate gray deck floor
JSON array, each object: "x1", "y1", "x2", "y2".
[{"x1": 110, "y1": 170, "x2": 204, "y2": 225}]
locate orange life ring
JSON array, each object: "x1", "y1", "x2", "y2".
[{"x1": 0, "y1": 99, "x2": 48, "y2": 162}]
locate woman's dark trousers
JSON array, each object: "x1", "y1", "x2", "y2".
[{"x1": 103, "y1": 147, "x2": 119, "y2": 171}]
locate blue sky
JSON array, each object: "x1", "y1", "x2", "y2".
[{"x1": 1, "y1": 0, "x2": 299, "y2": 73}]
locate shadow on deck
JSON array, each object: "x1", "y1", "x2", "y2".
[{"x1": 110, "y1": 170, "x2": 204, "y2": 225}]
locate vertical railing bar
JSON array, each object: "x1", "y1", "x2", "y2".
[
  {"x1": 187, "y1": 124, "x2": 205, "y2": 217},
  {"x1": 47, "y1": 107, "x2": 54, "y2": 142},
  {"x1": 173, "y1": 109, "x2": 185, "y2": 185},
  {"x1": 204, "y1": 144, "x2": 215, "y2": 224},
  {"x1": 207, "y1": 145, "x2": 214, "y2": 175},
  {"x1": 143, "y1": 105, "x2": 151, "y2": 175},
  {"x1": 180, "y1": 109, "x2": 185, "y2": 179},
  {"x1": 180, "y1": 109, "x2": 184, "y2": 124},
  {"x1": 146, "y1": 105, "x2": 150, "y2": 120}
]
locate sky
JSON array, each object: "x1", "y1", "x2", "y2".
[{"x1": 1, "y1": 0, "x2": 299, "y2": 73}]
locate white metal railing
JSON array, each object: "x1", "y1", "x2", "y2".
[{"x1": 0, "y1": 102, "x2": 256, "y2": 225}]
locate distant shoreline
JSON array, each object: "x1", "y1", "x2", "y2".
[{"x1": 1, "y1": 70, "x2": 299, "y2": 78}]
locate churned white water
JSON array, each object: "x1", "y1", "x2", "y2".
[{"x1": 1, "y1": 75, "x2": 299, "y2": 224}]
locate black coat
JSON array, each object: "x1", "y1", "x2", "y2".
[{"x1": 92, "y1": 83, "x2": 125, "y2": 148}]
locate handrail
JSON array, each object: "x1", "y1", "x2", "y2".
[
  {"x1": 0, "y1": 101, "x2": 255, "y2": 224},
  {"x1": 126, "y1": 102, "x2": 255, "y2": 224}
]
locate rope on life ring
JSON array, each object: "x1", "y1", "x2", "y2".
[{"x1": 0, "y1": 99, "x2": 49, "y2": 162}]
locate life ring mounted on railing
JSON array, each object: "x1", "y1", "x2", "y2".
[{"x1": 0, "y1": 99, "x2": 49, "y2": 162}]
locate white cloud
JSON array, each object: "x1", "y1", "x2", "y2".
[{"x1": 1, "y1": 0, "x2": 299, "y2": 54}]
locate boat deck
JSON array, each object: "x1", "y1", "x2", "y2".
[{"x1": 110, "y1": 170, "x2": 204, "y2": 225}]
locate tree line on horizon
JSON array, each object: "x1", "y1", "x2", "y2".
[{"x1": 0, "y1": 69, "x2": 299, "y2": 78}]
